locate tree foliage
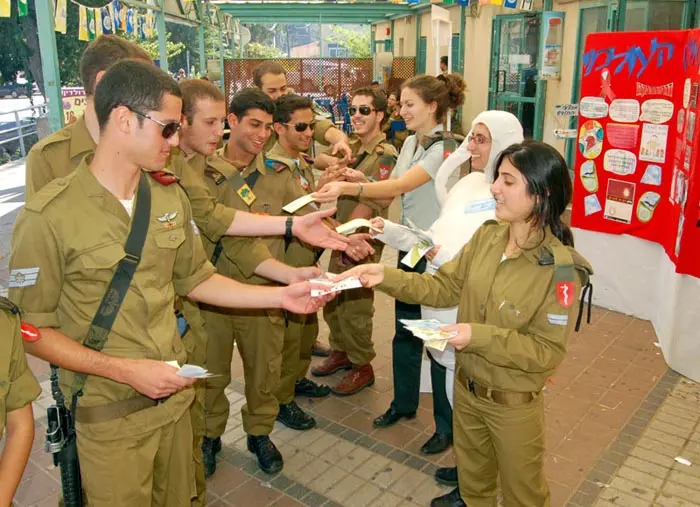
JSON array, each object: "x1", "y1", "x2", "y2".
[
  {"x1": 327, "y1": 25, "x2": 370, "y2": 58},
  {"x1": 246, "y1": 42, "x2": 284, "y2": 59}
]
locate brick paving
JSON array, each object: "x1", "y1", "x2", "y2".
[{"x1": 2, "y1": 161, "x2": 700, "y2": 506}]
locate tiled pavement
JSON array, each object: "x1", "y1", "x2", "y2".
[{"x1": 2, "y1": 164, "x2": 700, "y2": 506}]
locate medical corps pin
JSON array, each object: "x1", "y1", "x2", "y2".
[{"x1": 556, "y1": 281, "x2": 575, "y2": 308}]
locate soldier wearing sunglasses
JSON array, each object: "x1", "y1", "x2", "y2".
[
  {"x1": 252, "y1": 61, "x2": 353, "y2": 162},
  {"x1": 311, "y1": 88, "x2": 398, "y2": 396}
]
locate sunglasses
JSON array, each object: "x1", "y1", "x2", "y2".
[
  {"x1": 284, "y1": 121, "x2": 316, "y2": 133},
  {"x1": 130, "y1": 109, "x2": 181, "y2": 139},
  {"x1": 349, "y1": 105, "x2": 376, "y2": 116},
  {"x1": 467, "y1": 133, "x2": 491, "y2": 145}
]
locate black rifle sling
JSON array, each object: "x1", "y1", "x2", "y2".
[{"x1": 69, "y1": 172, "x2": 152, "y2": 413}]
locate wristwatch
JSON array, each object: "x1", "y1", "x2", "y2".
[{"x1": 285, "y1": 216, "x2": 294, "y2": 245}]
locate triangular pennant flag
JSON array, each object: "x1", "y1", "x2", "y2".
[
  {"x1": 79, "y1": 6, "x2": 89, "y2": 41},
  {"x1": 138, "y1": 14, "x2": 146, "y2": 40},
  {"x1": 55, "y1": 0, "x2": 68, "y2": 34},
  {"x1": 503, "y1": 0, "x2": 518, "y2": 7},
  {"x1": 120, "y1": 1, "x2": 127, "y2": 31},
  {"x1": 490, "y1": 0, "x2": 503, "y2": 5},
  {"x1": 0, "y1": 0, "x2": 9, "y2": 18},
  {"x1": 18, "y1": 0, "x2": 28, "y2": 17},
  {"x1": 478, "y1": 0, "x2": 489, "y2": 4},
  {"x1": 126, "y1": 7, "x2": 133, "y2": 34}
]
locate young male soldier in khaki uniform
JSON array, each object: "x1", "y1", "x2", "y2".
[
  {"x1": 267, "y1": 95, "x2": 377, "y2": 403},
  {"x1": 179, "y1": 83, "x2": 321, "y2": 476},
  {"x1": 0, "y1": 298, "x2": 41, "y2": 505},
  {"x1": 312, "y1": 88, "x2": 397, "y2": 395},
  {"x1": 9, "y1": 60, "x2": 334, "y2": 507}
]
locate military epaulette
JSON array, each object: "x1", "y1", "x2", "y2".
[
  {"x1": 482, "y1": 219, "x2": 500, "y2": 227},
  {"x1": 420, "y1": 131, "x2": 459, "y2": 161},
  {"x1": 25, "y1": 176, "x2": 72, "y2": 212},
  {"x1": 265, "y1": 159, "x2": 290, "y2": 173},
  {"x1": 0, "y1": 296, "x2": 20, "y2": 315},
  {"x1": 149, "y1": 170, "x2": 180, "y2": 186},
  {"x1": 204, "y1": 167, "x2": 227, "y2": 186},
  {"x1": 32, "y1": 126, "x2": 71, "y2": 152},
  {"x1": 377, "y1": 142, "x2": 398, "y2": 157},
  {"x1": 301, "y1": 153, "x2": 314, "y2": 165}
]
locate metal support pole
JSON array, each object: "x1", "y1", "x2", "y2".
[
  {"x1": 35, "y1": 0, "x2": 63, "y2": 133},
  {"x1": 157, "y1": 0, "x2": 168, "y2": 71},
  {"x1": 198, "y1": 24, "x2": 206, "y2": 76},
  {"x1": 16, "y1": 111, "x2": 26, "y2": 157},
  {"x1": 219, "y1": 31, "x2": 225, "y2": 92},
  {"x1": 390, "y1": 19, "x2": 395, "y2": 52},
  {"x1": 459, "y1": 5, "x2": 466, "y2": 73}
]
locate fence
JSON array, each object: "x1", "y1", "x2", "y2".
[
  {"x1": 0, "y1": 104, "x2": 48, "y2": 162},
  {"x1": 223, "y1": 57, "x2": 416, "y2": 105}
]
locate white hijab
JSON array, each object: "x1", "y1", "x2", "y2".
[{"x1": 434, "y1": 111, "x2": 525, "y2": 207}]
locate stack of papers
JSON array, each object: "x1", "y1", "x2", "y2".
[
  {"x1": 283, "y1": 194, "x2": 316, "y2": 213},
  {"x1": 309, "y1": 274, "x2": 363, "y2": 297},
  {"x1": 166, "y1": 361, "x2": 218, "y2": 378},
  {"x1": 399, "y1": 319, "x2": 455, "y2": 352}
]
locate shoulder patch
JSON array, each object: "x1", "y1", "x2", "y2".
[
  {"x1": 204, "y1": 167, "x2": 227, "y2": 186},
  {"x1": 266, "y1": 159, "x2": 290, "y2": 173},
  {"x1": 149, "y1": 170, "x2": 180, "y2": 186},
  {"x1": 25, "y1": 177, "x2": 72, "y2": 212},
  {"x1": 377, "y1": 154, "x2": 397, "y2": 181}
]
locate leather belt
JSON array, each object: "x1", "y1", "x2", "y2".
[
  {"x1": 75, "y1": 395, "x2": 162, "y2": 424},
  {"x1": 458, "y1": 374, "x2": 537, "y2": 406}
]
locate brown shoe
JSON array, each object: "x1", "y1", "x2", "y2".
[
  {"x1": 311, "y1": 351, "x2": 351, "y2": 377},
  {"x1": 311, "y1": 341, "x2": 332, "y2": 357},
  {"x1": 332, "y1": 364, "x2": 375, "y2": 396}
]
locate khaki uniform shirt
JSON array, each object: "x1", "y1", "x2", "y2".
[
  {"x1": 380, "y1": 222, "x2": 592, "y2": 394},
  {"x1": 263, "y1": 118, "x2": 334, "y2": 153},
  {"x1": 25, "y1": 116, "x2": 236, "y2": 242},
  {"x1": 9, "y1": 157, "x2": 216, "y2": 440},
  {"x1": 329, "y1": 132, "x2": 397, "y2": 222},
  {"x1": 0, "y1": 298, "x2": 41, "y2": 435},
  {"x1": 193, "y1": 151, "x2": 276, "y2": 285},
  {"x1": 265, "y1": 142, "x2": 319, "y2": 268}
]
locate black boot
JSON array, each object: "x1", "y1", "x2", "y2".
[
  {"x1": 372, "y1": 407, "x2": 416, "y2": 428},
  {"x1": 201, "y1": 436, "x2": 222, "y2": 479},
  {"x1": 276, "y1": 401, "x2": 316, "y2": 430},
  {"x1": 247, "y1": 435, "x2": 283, "y2": 474},
  {"x1": 435, "y1": 466, "x2": 458, "y2": 486},
  {"x1": 420, "y1": 432, "x2": 453, "y2": 455},
  {"x1": 431, "y1": 488, "x2": 467, "y2": 507},
  {"x1": 295, "y1": 377, "x2": 331, "y2": 398}
]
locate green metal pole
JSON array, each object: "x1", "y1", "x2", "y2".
[
  {"x1": 459, "y1": 5, "x2": 466, "y2": 73},
  {"x1": 371, "y1": 24, "x2": 376, "y2": 56},
  {"x1": 220, "y1": 31, "x2": 225, "y2": 92},
  {"x1": 198, "y1": 24, "x2": 206, "y2": 77},
  {"x1": 617, "y1": 0, "x2": 627, "y2": 30},
  {"x1": 415, "y1": 11, "x2": 421, "y2": 60},
  {"x1": 157, "y1": 0, "x2": 168, "y2": 71},
  {"x1": 390, "y1": 19, "x2": 395, "y2": 53},
  {"x1": 35, "y1": 0, "x2": 63, "y2": 132},
  {"x1": 533, "y1": 0, "x2": 553, "y2": 140}
]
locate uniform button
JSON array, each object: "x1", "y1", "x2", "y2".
[
  {"x1": 169, "y1": 235, "x2": 178, "y2": 241},
  {"x1": 57, "y1": 180, "x2": 66, "y2": 186}
]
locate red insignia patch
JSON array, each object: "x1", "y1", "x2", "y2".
[
  {"x1": 378, "y1": 165, "x2": 390, "y2": 181},
  {"x1": 556, "y1": 281, "x2": 575, "y2": 308},
  {"x1": 20, "y1": 322, "x2": 41, "y2": 342},
  {"x1": 149, "y1": 171, "x2": 179, "y2": 186}
]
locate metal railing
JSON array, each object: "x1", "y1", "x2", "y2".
[{"x1": 0, "y1": 103, "x2": 48, "y2": 159}]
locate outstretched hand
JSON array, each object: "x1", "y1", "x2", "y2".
[
  {"x1": 331, "y1": 263, "x2": 385, "y2": 288},
  {"x1": 281, "y1": 281, "x2": 338, "y2": 314},
  {"x1": 293, "y1": 208, "x2": 350, "y2": 251}
]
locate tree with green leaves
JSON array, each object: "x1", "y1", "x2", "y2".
[{"x1": 327, "y1": 25, "x2": 370, "y2": 58}]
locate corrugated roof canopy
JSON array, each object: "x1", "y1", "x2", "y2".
[{"x1": 212, "y1": 0, "x2": 418, "y2": 24}]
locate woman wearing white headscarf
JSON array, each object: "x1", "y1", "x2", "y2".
[{"x1": 370, "y1": 110, "x2": 524, "y2": 485}]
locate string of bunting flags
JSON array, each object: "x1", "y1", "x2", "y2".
[
  {"x1": 0, "y1": 0, "x2": 232, "y2": 44},
  {"x1": 407, "y1": 0, "x2": 532, "y2": 6}
]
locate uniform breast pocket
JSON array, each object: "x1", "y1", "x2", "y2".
[
  {"x1": 153, "y1": 227, "x2": 186, "y2": 271},
  {"x1": 489, "y1": 291, "x2": 539, "y2": 331},
  {"x1": 77, "y1": 243, "x2": 124, "y2": 279}
]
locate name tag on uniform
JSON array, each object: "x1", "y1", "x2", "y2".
[
  {"x1": 464, "y1": 198, "x2": 496, "y2": 214},
  {"x1": 237, "y1": 183, "x2": 256, "y2": 206}
]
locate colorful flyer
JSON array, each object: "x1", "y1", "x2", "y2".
[
  {"x1": 584, "y1": 194, "x2": 602, "y2": 216},
  {"x1": 604, "y1": 179, "x2": 636, "y2": 224},
  {"x1": 579, "y1": 97, "x2": 609, "y2": 119},
  {"x1": 578, "y1": 120, "x2": 604, "y2": 159},
  {"x1": 636, "y1": 192, "x2": 661, "y2": 223},
  {"x1": 640, "y1": 99, "x2": 674, "y2": 124},
  {"x1": 603, "y1": 149, "x2": 637, "y2": 175},
  {"x1": 641, "y1": 164, "x2": 662, "y2": 186},
  {"x1": 580, "y1": 160, "x2": 599, "y2": 192},
  {"x1": 639, "y1": 123, "x2": 668, "y2": 163},
  {"x1": 606, "y1": 123, "x2": 639, "y2": 150},
  {"x1": 609, "y1": 99, "x2": 640, "y2": 123}
]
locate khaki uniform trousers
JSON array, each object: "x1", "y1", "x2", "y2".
[
  {"x1": 203, "y1": 306, "x2": 285, "y2": 437},
  {"x1": 322, "y1": 248, "x2": 382, "y2": 366},
  {"x1": 276, "y1": 312, "x2": 318, "y2": 403},
  {"x1": 453, "y1": 368, "x2": 549, "y2": 507},
  {"x1": 179, "y1": 299, "x2": 207, "y2": 507},
  {"x1": 78, "y1": 411, "x2": 194, "y2": 507}
]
